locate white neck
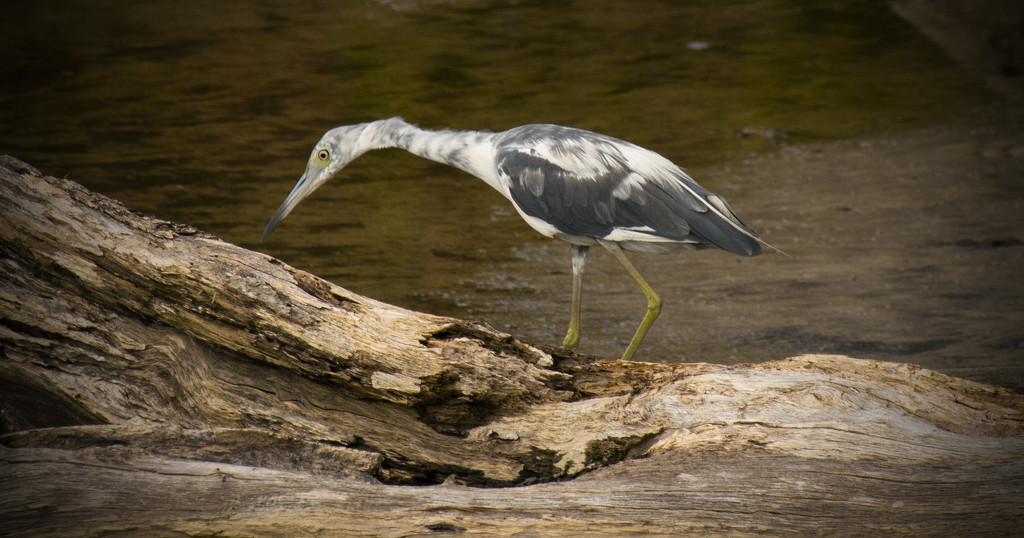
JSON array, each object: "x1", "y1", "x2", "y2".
[{"x1": 367, "y1": 118, "x2": 503, "y2": 193}]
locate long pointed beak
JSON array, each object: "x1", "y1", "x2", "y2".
[{"x1": 261, "y1": 168, "x2": 320, "y2": 242}]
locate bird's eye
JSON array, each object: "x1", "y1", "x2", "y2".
[{"x1": 317, "y1": 149, "x2": 330, "y2": 161}]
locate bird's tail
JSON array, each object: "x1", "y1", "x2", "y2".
[{"x1": 704, "y1": 193, "x2": 790, "y2": 258}]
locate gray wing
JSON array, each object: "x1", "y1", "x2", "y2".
[{"x1": 495, "y1": 126, "x2": 761, "y2": 256}]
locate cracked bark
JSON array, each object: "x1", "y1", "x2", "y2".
[{"x1": 2, "y1": 155, "x2": 1023, "y2": 535}]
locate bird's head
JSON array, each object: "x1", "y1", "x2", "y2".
[{"x1": 261, "y1": 124, "x2": 381, "y2": 242}]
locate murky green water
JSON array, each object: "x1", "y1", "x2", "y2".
[{"x1": 4, "y1": 1, "x2": 1019, "y2": 387}]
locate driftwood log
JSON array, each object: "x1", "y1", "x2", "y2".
[{"x1": 1, "y1": 155, "x2": 1022, "y2": 535}]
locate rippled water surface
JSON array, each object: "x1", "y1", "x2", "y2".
[{"x1": 3, "y1": 1, "x2": 1021, "y2": 388}]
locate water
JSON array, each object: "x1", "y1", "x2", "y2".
[{"x1": 2, "y1": 1, "x2": 1020, "y2": 388}]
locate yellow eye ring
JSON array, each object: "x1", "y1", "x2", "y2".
[{"x1": 317, "y1": 149, "x2": 330, "y2": 161}]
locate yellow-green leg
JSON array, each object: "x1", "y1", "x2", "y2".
[
  {"x1": 562, "y1": 244, "x2": 589, "y2": 351},
  {"x1": 601, "y1": 241, "x2": 662, "y2": 361}
]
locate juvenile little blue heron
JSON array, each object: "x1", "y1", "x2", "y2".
[{"x1": 262, "y1": 117, "x2": 768, "y2": 361}]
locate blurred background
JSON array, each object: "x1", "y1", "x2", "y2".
[{"x1": 2, "y1": 0, "x2": 1022, "y2": 389}]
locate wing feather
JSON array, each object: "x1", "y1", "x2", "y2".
[{"x1": 495, "y1": 125, "x2": 761, "y2": 256}]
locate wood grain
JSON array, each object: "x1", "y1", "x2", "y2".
[{"x1": 2, "y1": 155, "x2": 1022, "y2": 535}]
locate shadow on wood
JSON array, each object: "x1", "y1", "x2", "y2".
[{"x1": 1, "y1": 155, "x2": 1022, "y2": 534}]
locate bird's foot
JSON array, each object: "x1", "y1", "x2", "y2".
[{"x1": 562, "y1": 330, "x2": 579, "y2": 351}]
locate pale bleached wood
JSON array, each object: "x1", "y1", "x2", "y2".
[
  {"x1": 1, "y1": 155, "x2": 1023, "y2": 535},
  {"x1": 4, "y1": 444, "x2": 1023, "y2": 536}
]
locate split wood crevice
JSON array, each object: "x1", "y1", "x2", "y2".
[{"x1": 2, "y1": 155, "x2": 1022, "y2": 535}]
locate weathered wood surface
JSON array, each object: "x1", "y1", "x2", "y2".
[{"x1": 1, "y1": 155, "x2": 1023, "y2": 535}]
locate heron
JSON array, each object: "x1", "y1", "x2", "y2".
[{"x1": 262, "y1": 117, "x2": 769, "y2": 361}]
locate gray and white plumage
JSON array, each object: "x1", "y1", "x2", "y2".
[
  {"x1": 262, "y1": 117, "x2": 767, "y2": 360},
  {"x1": 492, "y1": 124, "x2": 761, "y2": 256}
]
